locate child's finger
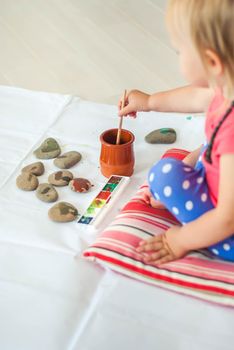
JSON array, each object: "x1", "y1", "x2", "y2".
[
  {"x1": 143, "y1": 248, "x2": 168, "y2": 262},
  {"x1": 118, "y1": 96, "x2": 128, "y2": 111},
  {"x1": 155, "y1": 254, "x2": 174, "y2": 265},
  {"x1": 136, "y1": 238, "x2": 163, "y2": 252},
  {"x1": 138, "y1": 235, "x2": 162, "y2": 246},
  {"x1": 118, "y1": 103, "x2": 135, "y2": 117},
  {"x1": 118, "y1": 100, "x2": 122, "y2": 110},
  {"x1": 118, "y1": 92, "x2": 128, "y2": 110}
]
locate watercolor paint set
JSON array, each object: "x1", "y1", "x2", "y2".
[{"x1": 77, "y1": 175, "x2": 130, "y2": 230}]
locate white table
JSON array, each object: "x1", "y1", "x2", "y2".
[{"x1": 0, "y1": 86, "x2": 233, "y2": 350}]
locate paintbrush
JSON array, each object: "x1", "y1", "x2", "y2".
[{"x1": 116, "y1": 89, "x2": 127, "y2": 145}]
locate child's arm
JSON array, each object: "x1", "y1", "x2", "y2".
[
  {"x1": 137, "y1": 153, "x2": 234, "y2": 264},
  {"x1": 118, "y1": 86, "x2": 214, "y2": 116},
  {"x1": 182, "y1": 146, "x2": 202, "y2": 167}
]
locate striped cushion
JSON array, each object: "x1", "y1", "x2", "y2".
[{"x1": 84, "y1": 149, "x2": 234, "y2": 307}]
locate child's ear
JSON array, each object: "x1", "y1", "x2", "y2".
[{"x1": 204, "y1": 49, "x2": 223, "y2": 76}]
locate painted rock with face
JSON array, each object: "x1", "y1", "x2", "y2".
[
  {"x1": 48, "y1": 170, "x2": 73, "y2": 186},
  {"x1": 34, "y1": 138, "x2": 61, "y2": 159},
  {"x1": 36, "y1": 183, "x2": 58, "y2": 202},
  {"x1": 22, "y1": 161, "x2": 45, "y2": 176},
  {"x1": 69, "y1": 178, "x2": 92, "y2": 193},
  {"x1": 48, "y1": 202, "x2": 78, "y2": 222},
  {"x1": 16, "y1": 172, "x2": 39, "y2": 191},
  {"x1": 145, "y1": 128, "x2": 176, "y2": 144},
  {"x1": 54, "y1": 151, "x2": 82, "y2": 169}
]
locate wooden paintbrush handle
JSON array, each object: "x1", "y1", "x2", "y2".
[{"x1": 116, "y1": 90, "x2": 127, "y2": 145}]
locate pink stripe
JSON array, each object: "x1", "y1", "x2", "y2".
[
  {"x1": 163, "y1": 149, "x2": 189, "y2": 160},
  {"x1": 93, "y1": 240, "x2": 143, "y2": 261},
  {"x1": 177, "y1": 256, "x2": 234, "y2": 283},
  {"x1": 95, "y1": 226, "x2": 234, "y2": 284},
  {"x1": 121, "y1": 205, "x2": 179, "y2": 225},
  {"x1": 84, "y1": 251, "x2": 234, "y2": 298},
  {"x1": 101, "y1": 230, "x2": 141, "y2": 246},
  {"x1": 163, "y1": 261, "x2": 234, "y2": 283},
  {"x1": 181, "y1": 256, "x2": 234, "y2": 273},
  {"x1": 113, "y1": 214, "x2": 170, "y2": 231},
  {"x1": 95, "y1": 231, "x2": 234, "y2": 284},
  {"x1": 83, "y1": 148, "x2": 234, "y2": 305},
  {"x1": 123, "y1": 203, "x2": 177, "y2": 221}
]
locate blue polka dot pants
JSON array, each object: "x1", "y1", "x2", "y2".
[{"x1": 148, "y1": 154, "x2": 234, "y2": 262}]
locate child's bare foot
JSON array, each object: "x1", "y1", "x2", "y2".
[
  {"x1": 150, "y1": 197, "x2": 166, "y2": 209},
  {"x1": 142, "y1": 188, "x2": 166, "y2": 209}
]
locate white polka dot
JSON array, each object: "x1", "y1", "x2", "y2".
[
  {"x1": 154, "y1": 192, "x2": 160, "y2": 200},
  {"x1": 184, "y1": 167, "x2": 192, "y2": 172},
  {"x1": 212, "y1": 248, "x2": 219, "y2": 255},
  {"x1": 182, "y1": 222, "x2": 186, "y2": 225},
  {"x1": 198, "y1": 155, "x2": 202, "y2": 162},
  {"x1": 182, "y1": 180, "x2": 190, "y2": 190},
  {"x1": 164, "y1": 186, "x2": 172, "y2": 197},
  {"x1": 149, "y1": 173, "x2": 154, "y2": 182},
  {"x1": 172, "y1": 207, "x2": 179, "y2": 215},
  {"x1": 162, "y1": 163, "x2": 172, "y2": 173},
  {"x1": 197, "y1": 177, "x2": 203, "y2": 184},
  {"x1": 185, "y1": 201, "x2": 193, "y2": 210},
  {"x1": 201, "y1": 193, "x2": 207, "y2": 202},
  {"x1": 223, "y1": 243, "x2": 231, "y2": 251}
]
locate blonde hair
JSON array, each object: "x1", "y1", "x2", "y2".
[{"x1": 166, "y1": 0, "x2": 234, "y2": 98}]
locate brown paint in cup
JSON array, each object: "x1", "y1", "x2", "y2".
[{"x1": 100, "y1": 128, "x2": 135, "y2": 177}]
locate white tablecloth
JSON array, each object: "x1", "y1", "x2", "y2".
[{"x1": 0, "y1": 86, "x2": 233, "y2": 350}]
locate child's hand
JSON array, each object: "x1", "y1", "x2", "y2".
[
  {"x1": 142, "y1": 187, "x2": 166, "y2": 209},
  {"x1": 118, "y1": 90, "x2": 150, "y2": 117},
  {"x1": 136, "y1": 226, "x2": 187, "y2": 265}
]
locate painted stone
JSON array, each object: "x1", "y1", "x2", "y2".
[
  {"x1": 48, "y1": 170, "x2": 73, "y2": 186},
  {"x1": 36, "y1": 183, "x2": 58, "y2": 202},
  {"x1": 54, "y1": 151, "x2": 82, "y2": 169},
  {"x1": 34, "y1": 138, "x2": 61, "y2": 159},
  {"x1": 69, "y1": 178, "x2": 92, "y2": 193},
  {"x1": 48, "y1": 202, "x2": 78, "y2": 222},
  {"x1": 22, "y1": 161, "x2": 45, "y2": 176},
  {"x1": 145, "y1": 128, "x2": 176, "y2": 144},
  {"x1": 16, "y1": 172, "x2": 39, "y2": 191}
]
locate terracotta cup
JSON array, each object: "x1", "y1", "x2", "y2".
[{"x1": 100, "y1": 128, "x2": 135, "y2": 177}]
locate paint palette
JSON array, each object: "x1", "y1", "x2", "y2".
[{"x1": 77, "y1": 175, "x2": 130, "y2": 230}]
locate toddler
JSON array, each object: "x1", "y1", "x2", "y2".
[{"x1": 118, "y1": 0, "x2": 234, "y2": 264}]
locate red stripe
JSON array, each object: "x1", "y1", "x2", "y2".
[
  {"x1": 84, "y1": 252, "x2": 234, "y2": 297},
  {"x1": 163, "y1": 148, "x2": 189, "y2": 160},
  {"x1": 122, "y1": 203, "x2": 179, "y2": 224},
  {"x1": 114, "y1": 214, "x2": 170, "y2": 231}
]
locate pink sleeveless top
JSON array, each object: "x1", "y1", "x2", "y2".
[{"x1": 202, "y1": 91, "x2": 234, "y2": 205}]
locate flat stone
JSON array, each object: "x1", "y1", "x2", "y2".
[
  {"x1": 69, "y1": 178, "x2": 92, "y2": 193},
  {"x1": 34, "y1": 138, "x2": 61, "y2": 159},
  {"x1": 22, "y1": 161, "x2": 45, "y2": 176},
  {"x1": 16, "y1": 172, "x2": 39, "y2": 191},
  {"x1": 48, "y1": 202, "x2": 78, "y2": 222},
  {"x1": 54, "y1": 151, "x2": 82, "y2": 169},
  {"x1": 145, "y1": 128, "x2": 176, "y2": 144},
  {"x1": 36, "y1": 183, "x2": 58, "y2": 202},
  {"x1": 48, "y1": 170, "x2": 73, "y2": 186}
]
